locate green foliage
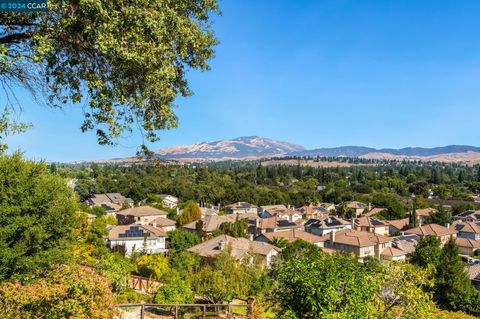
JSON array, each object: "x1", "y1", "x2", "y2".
[
  {"x1": 95, "y1": 252, "x2": 134, "y2": 294},
  {"x1": 168, "y1": 250, "x2": 200, "y2": 274},
  {"x1": 274, "y1": 250, "x2": 437, "y2": 319},
  {"x1": 153, "y1": 273, "x2": 193, "y2": 304},
  {"x1": 0, "y1": 264, "x2": 117, "y2": 319},
  {"x1": 0, "y1": 109, "x2": 30, "y2": 153},
  {"x1": 213, "y1": 216, "x2": 248, "y2": 238},
  {"x1": 178, "y1": 201, "x2": 202, "y2": 226},
  {"x1": 0, "y1": 153, "x2": 77, "y2": 280},
  {"x1": 168, "y1": 229, "x2": 200, "y2": 251},
  {"x1": 0, "y1": 0, "x2": 218, "y2": 149},
  {"x1": 134, "y1": 254, "x2": 170, "y2": 280},
  {"x1": 410, "y1": 235, "x2": 442, "y2": 269},
  {"x1": 429, "y1": 206, "x2": 452, "y2": 226},
  {"x1": 435, "y1": 238, "x2": 480, "y2": 312}
]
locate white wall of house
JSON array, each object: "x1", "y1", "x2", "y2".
[
  {"x1": 108, "y1": 237, "x2": 167, "y2": 256},
  {"x1": 306, "y1": 224, "x2": 352, "y2": 236}
]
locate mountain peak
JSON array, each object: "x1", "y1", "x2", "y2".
[{"x1": 155, "y1": 136, "x2": 305, "y2": 159}]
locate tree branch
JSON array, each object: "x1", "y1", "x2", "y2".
[{"x1": 0, "y1": 32, "x2": 33, "y2": 44}]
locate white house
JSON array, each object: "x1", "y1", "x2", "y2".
[
  {"x1": 158, "y1": 194, "x2": 179, "y2": 209},
  {"x1": 304, "y1": 216, "x2": 352, "y2": 236},
  {"x1": 107, "y1": 224, "x2": 167, "y2": 256}
]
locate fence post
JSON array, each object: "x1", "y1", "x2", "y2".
[
  {"x1": 203, "y1": 304, "x2": 206, "y2": 319},
  {"x1": 174, "y1": 305, "x2": 178, "y2": 319},
  {"x1": 140, "y1": 304, "x2": 145, "y2": 319}
]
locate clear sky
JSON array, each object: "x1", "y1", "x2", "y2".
[{"x1": 3, "y1": 0, "x2": 480, "y2": 162}]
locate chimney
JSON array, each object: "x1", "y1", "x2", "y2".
[
  {"x1": 176, "y1": 207, "x2": 179, "y2": 213},
  {"x1": 219, "y1": 240, "x2": 226, "y2": 250},
  {"x1": 368, "y1": 202, "x2": 372, "y2": 211},
  {"x1": 238, "y1": 202, "x2": 241, "y2": 206},
  {"x1": 329, "y1": 231, "x2": 336, "y2": 247},
  {"x1": 248, "y1": 234, "x2": 254, "y2": 241},
  {"x1": 400, "y1": 231, "x2": 405, "y2": 236},
  {"x1": 445, "y1": 223, "x2": 450, "y2": 229}
]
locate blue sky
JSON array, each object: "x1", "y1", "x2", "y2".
[{"x1": 3, "y1": 0, "x2": 480, "y2": 162}]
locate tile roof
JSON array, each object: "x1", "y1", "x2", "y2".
[
  {"x1": 365, "y1": 207, "x2": 386, "y2": 217},
  {"x1": 381, "y1": 246, "x2": 407, "y2": 257},
  {"x1": 386, "y1": 218, "x2": 410, "y2": 231},
  {"x1": 116, "y1": 206, "x2": 168, "y2": 217},
  {"x1": 405, "y1": 223, "x2": 457, "y2": 237},
  {"x1": 466, "y1": 264, "x2": 480, "y2": 281},
  {"x1": 188, "y1": 235, "x2": 280, "y2": 259},
  {"x1": 183, "y1": 213, "x2": 257, "y2": 232},
  {"x1": 452, "y1": 220, "x2": 480, "y2": 234},
  {"x1": 257, "y1": 216, "x2": 302, "y2": 230},
  {"x1": 107, "y1": 224, "x2": 166, "y2": 240},
  {"x1": 256, "y1": 229, "x2": 325, "y2": 244},
  {"x1": 346, "y1": 201, "x2": 368, "y2": 209},
  {"x1": 226, "y1": 202, "x2": 258, "y2": 210},
  {"x1": 416, "y1": 208, "x2": 437, "y2": 217},
  {"x1": 355, "y1": 217, "x2": 387, "y2": 228},
  {"x1": 455, "y1": 237, "x2": 480, "y2": 249},
  {"x1": 151, "y1": 217, "x2": 176, "y2": 227},
  {"x1": 304, "y1": 216, "x2": 351, "y2": 229},
  {"x1": 325, "y1": 229, "x2": 391, "y2": 247}
]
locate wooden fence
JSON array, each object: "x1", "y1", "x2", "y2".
[{"x1": 117, "y1": 302, "x2": 253, "y2": 319}]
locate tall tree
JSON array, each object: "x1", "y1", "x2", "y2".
[
  {"x1": 430, "y1": 206, "x2": 452, "y2": 226},
  {"x1": 0, "y1": 0, "x2": 218, "y2": 150},
  {"x1": 435, "y1": 238, "x2": 480, "y2": 312},
  {"x1": 0, "y1": 153, "x2": 77, "y2": 280},
  {"x1": 410, "y1": 235, "x2": 442, "y2": 269}
]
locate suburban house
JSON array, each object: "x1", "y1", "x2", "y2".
[
  {"x1": 390, "y1": 234, "x2": 420, "y2": 258},
  {"x1": 225, "y1": 202, "x2": 258, "y2": 215},
  {"x1": 188, "y1": 235, "x2": 280, "y2": 266},
  {"x1": 346, "y1": 201, "x2": 369, "y2": 217},
  {"x1": 86, "y1": 193, "x2": 133, "y2": 212},
  {"x1": 386, "y1": 218, "x2": 409, "y2": 235},
  {"x1": 304, "y1": 216, "x2": 352, "y2": 236},
  {"x1": 107, "y1": 224, "x2": 167, "y2": 256},
  {"x1": 454, "y1": 210, "x2": 480, "y2": 222},
  {"x1": 259, "y1": 205, "x2": 287, "y2": 218},
  {"x1": 253, "y1": 216, "x2": 303, "y2": 235},
  {"x1": 467, "y1": 264, "x2": 480, "y2": 291},
  {"x1": 158, "y1": 194, "x2": 179, "y2": 209},
  {"x1": 182, "y1": 213, "x2": 258, "y2": 236},
  {"x1": 200, "y1": 206, "x2": 220, "y2": 218},
  {"x1": 353, "y1": 217, "x2": 389, "y2": 236},
  {"x1": 452, "y1": 220, "x2": 480, "y2": 240},
  {"x1": 150, "y1": 217, "x2": 176, "y2": 233},
  {"x1": 319, "y1": 203, "x2": 337, "y2": 211},
  {"x1": 116, "y1": 206, "x2": 169, "y2": 225},
  {"x1": 254, "y1": 229, "x2": 325, "y2": 247},
  {"x1": 404, "y1": 223, "x2": 457, "y2": 245},
  {"x1": 296, "y1": 205, "x2": 329, "y2": 220},
  {"x1": 456, "y1": 237, "x2": 480, "y2": 256},
  {"x1": 318, "y1": 229, "x2": 392, "y2": 261},
  {"x1": 261, "y1": 207, "x2": 303, "y2": 222},
  {"x1": 364, "y1": 207, "x2": 386, "y2": 217},
  {"x1": 415, "y1": 208, "x2": 437, "y2": 225}
]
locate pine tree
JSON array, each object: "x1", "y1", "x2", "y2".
[
  {"x1": 409, "y1": 199, "x2": 418, "y2": 228},
  {"x1": 435, "y1": 238, "x2": 480, "y2": 312}
]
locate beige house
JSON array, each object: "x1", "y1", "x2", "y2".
[
  {"x1": 404, "y1": 223, "x2": 457, "y2": 245},
  {"x1": 452, "y1": 220, "x2": 480, "y2": 240},
  {"x1": 415, "y1": 208, "x2": 437, "y2": 225},
  {"x1": 188, "y1": 235, "x2": 280, "y2": 266},
  {"x1": 456, "y1": 238, "x2": 480, "y2": 256},
  {"x1": 255, "y1": 229, "x2": 325, "y2": 247},
  {"x1": 319, "y1": 229, "x2": 392, "y2": 261},
  {"x1": 386, "y1": 218, "x2": 409, "y2": 235},
  {"x1": 346, "y1": 201, "x2": 369, "y2": 217},
  {"x1": 116, "y1": 206, "x2": 168, "y2": 225},
  {"x1": 254, "y1": 216, "x2": 303, "y2": 235},
  {"x1": 296, "y1": 205, "x2": 329, "y2": 220},
  {"x1": 182, "y1": 213, "x2": 257, "y2": 236},
  {"x1": 304, "y1": 216, "x2": 352, "y2": 236},
  {"x1": 150, "y1": 217, "x2": 176, "y2": 233},
  {"x1": 261, "y1": 207, "x2": 303, "y2": 222},
  {"x1": 354, "y1": 217, "x2": 389, "y2": 236},
  {"x1": 454, "y1": 210, "x2": 480, "y2": 222},
  {"x1": 225, "y1": 202, "x2": 258, "y2": 215}
]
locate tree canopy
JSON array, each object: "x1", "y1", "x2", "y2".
[
  {"x1": 0, "y1": 0, "x2": 218, "y2": 150},
  {"x1": 0, "y1": 153, "x2": 77, "y2": 280}
]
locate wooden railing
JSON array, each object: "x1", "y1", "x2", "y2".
[{"x1": 117, "y1": 303, "x2": 252, "y2": 319}]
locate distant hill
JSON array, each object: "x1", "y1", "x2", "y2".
[
  {"x1": 69, "y1": 137, "x2": 480, "y2": 164},
  {"x1": 292, "y1": 145, "x2": 480, "y2": 157},
  {"x1": 154, "y1": 136, "x2": 306, "y2": 159}
]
